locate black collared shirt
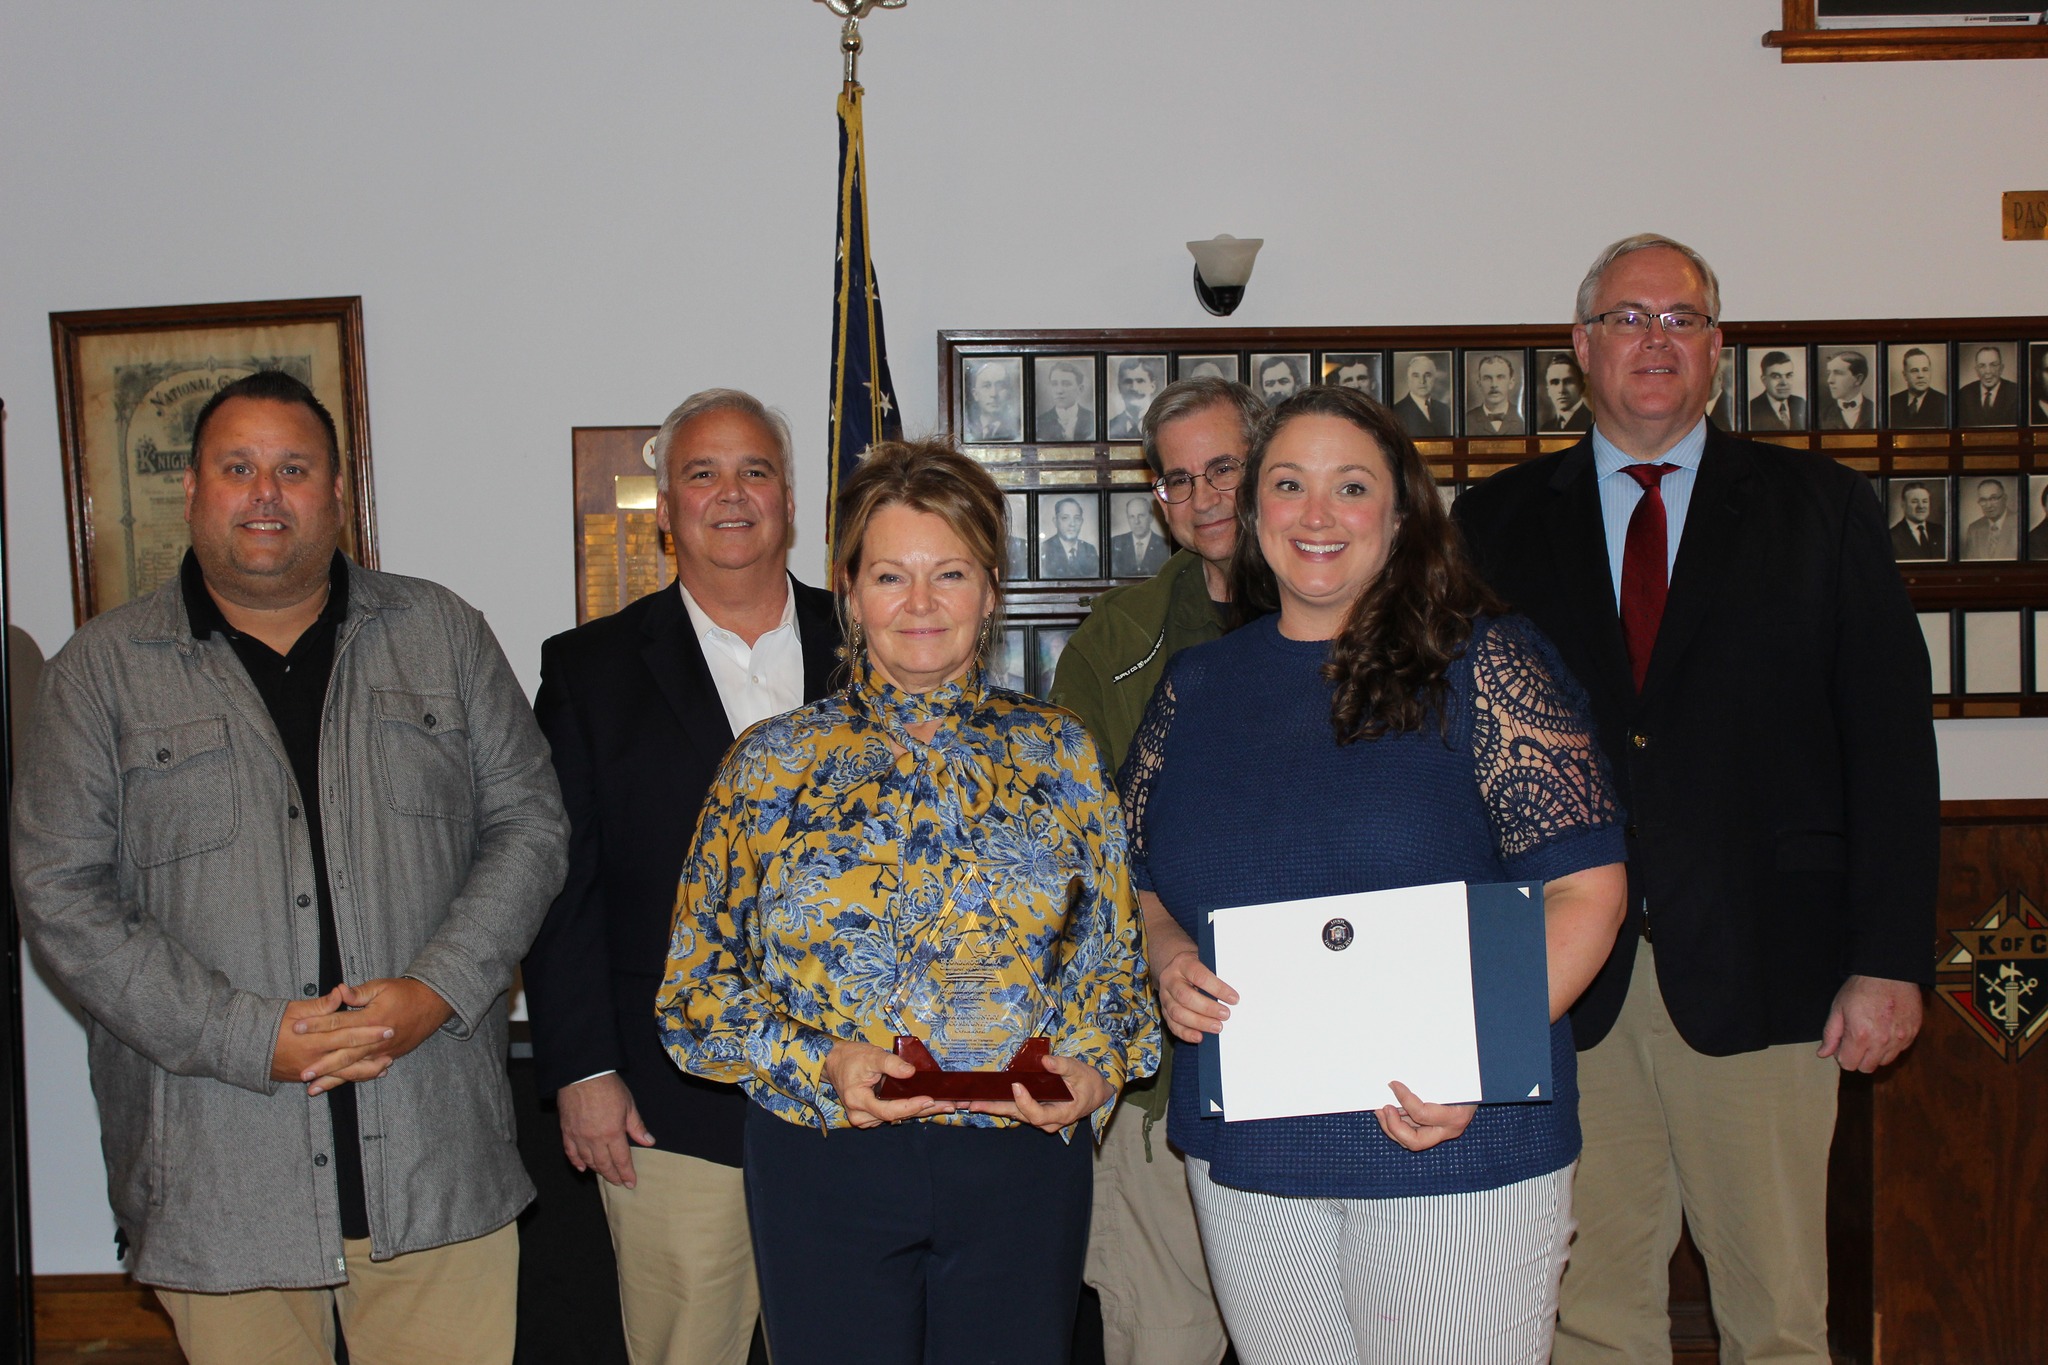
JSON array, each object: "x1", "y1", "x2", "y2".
[{"x1": 181, "y1": 549, "x2": 368, "y2": 1240}]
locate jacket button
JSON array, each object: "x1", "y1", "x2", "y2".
[
  {"x1": 1625, "y1": 822, "x2": 1638, "y2": 838},
  {"x1": 313, "y1": 1154, "x2": 328, "y2": 1168},
  {"x1": 1630, "y1": 732, "x2": 1649, "y2": 749},
  {"x1": 423, "y1": 713, "x2": 437, "y2": 728},
  {"x1": 155, "y1": 749, "x2": 171, "y2": 764},
  {"x1": 288, "y1": 805, "x2": 300, "y2": 819},
  {"x1": 303, "y1": 983, "x2": 318, "y2": 996},
  {"x1": 296, "y1": 894, "x2": 312, "y2": 908}
]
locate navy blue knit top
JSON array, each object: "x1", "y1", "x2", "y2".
[{"x1": 1121, "y1": 612, "x2": 1625, "y2": 1199}]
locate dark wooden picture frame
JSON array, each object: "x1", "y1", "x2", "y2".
[
  {"x1": 942, "y1": 320, "x2": 2048, "y2": 717},
  {"x1": 1764, "y1": 0, "x2": 2048, "y2": 61},
  {"x1": 50, "y1": 296, "x2": 377, "y2": 624}
]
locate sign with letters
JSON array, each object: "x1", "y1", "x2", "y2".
[{"x1": 1935, "y1": 891, "x2": 2048, "y2": 1060}]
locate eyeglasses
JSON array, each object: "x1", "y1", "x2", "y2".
[
  {"x1": 1153, "y1": 456, "x2": 1244, "y2": 504},
  {"x1": 1587, "y1": 309, "x2": 1716, "y2": 336}
]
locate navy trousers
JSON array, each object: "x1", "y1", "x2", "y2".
[{"x1": 744, "y1": 1102, "x2": 1093, "y2": 1364}]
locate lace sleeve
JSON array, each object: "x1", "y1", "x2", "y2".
[
  {"x1": 1469, "y1": 616, "x2": 1623, "y2": 870},
  {"x1": 1115, "y1": 667, "x2": 1179, "y2": 892}
]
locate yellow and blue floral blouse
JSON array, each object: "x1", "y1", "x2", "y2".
[{"x1": 657, "y1": 658, "x2": 1160, "y2": 1137}]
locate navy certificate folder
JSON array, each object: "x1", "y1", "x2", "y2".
[{"x1": 1195, "y1": 880, "x2": 1553, "y2": 1120}]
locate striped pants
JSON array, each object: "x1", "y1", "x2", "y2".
[{"x1": 1186, "y1": 1159, "x2": 1574, "y2": 1365}]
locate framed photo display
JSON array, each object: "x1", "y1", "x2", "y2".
[
  {"x1": 942, "y1": 318, "x2": 2048, "y2": 715},
  {"x1": 51, "y1": 296, "x2": 377, "y2": 623}
]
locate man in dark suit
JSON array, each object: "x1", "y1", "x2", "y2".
[
  {"x1": 2029, "y1": 479, "x2": 2048, "y2": 560},
  {"x1": 1746, "y1": 350, "x2": 1807, "y2": 431},
  {"x1": 1035, "y1": 359, "x2": 1096, "y2": 443},
  {"x1": 524, "y1": 389, "x2": 841, "y2": 1365},
  {"x1": 1392, "y1": 352, "x2": 1453, "y2": 437},
  {"x1": 1456, "y1": 235, "x2": 1937, "y2": 1365},
  {"x1": 1106, "y1": 357, "x2": 1161, "y2": 439},
  {"x1": 2035, "y1": 345, "x2": 2048, "y2": 426},
  {"x1": 1464, "y1": 352, "x2": 1527, "y2": 435},
  {"x1": 1955, "y1": 345, "x2": 2021, "y2": 427},
  {"x1": 1888, "y1": 481, "x2": 1945, "y2": 561},
  {"x1": 1815, "y1": 349, "x2": 1876, "y2": 430},
  {"x1": 1541, "y1": 352, "x2": 1595, "y2": 432},
  {"x1": 1040, "y1": 496, "x2": 1100, "y2": 577},
  {"x1": 1889, "y1": 347, "x2": 1949, "y2": 429},
  {"x1": 1107, "y1": 492, "x2": 1170, "y2": 576}
]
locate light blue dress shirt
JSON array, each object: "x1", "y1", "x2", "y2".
[{"x1": 1592, "y1": 418, "x2": 1709, "y2": 608}]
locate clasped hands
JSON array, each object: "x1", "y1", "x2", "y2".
[
  {"x1": 1156, "y1": 946, "x2": 1476, "y2": 1154},
  {"x1": 269, "y1": 978, "x2": 455, "y2": 1095},
  {"x1": 822, "y1": 1038, "x2": 1113, "y2": 1135}
]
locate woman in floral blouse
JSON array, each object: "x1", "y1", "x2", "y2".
[{"x1": 657, "y1": 440, "x2": 1159, "y2": 1364}]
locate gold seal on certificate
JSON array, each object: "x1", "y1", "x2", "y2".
[{"x1": 877, "y1": 862, "x2": 1070, "y2": 1102}]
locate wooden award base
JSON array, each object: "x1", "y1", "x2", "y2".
[{"x1": 875, "y1": 1036, "x2": 1072, "y2": 1102}]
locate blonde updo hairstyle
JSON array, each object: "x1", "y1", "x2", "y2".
[{"x1": 831, "y1": 439, "x2": 1009, "y2": 669}]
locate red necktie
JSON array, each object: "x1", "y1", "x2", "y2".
[{"x1": 1620, "y1": 462, "x2": 1678, "y2": 691}]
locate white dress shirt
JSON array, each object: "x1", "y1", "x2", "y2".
[{"x1": 680, "y1": 578, "x2": 805, "y2": 737}]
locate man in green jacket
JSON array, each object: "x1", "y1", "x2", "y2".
[{"x1": 1051, "y1": 376, "x2": 1262, "y2": 1365}]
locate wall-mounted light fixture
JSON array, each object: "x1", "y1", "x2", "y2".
[{"x1": 1187, "y1": 235, "x2": 1263, "y2": 317}]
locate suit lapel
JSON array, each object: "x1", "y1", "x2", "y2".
[
  {"x1": 791, "y1": 578, "x2": 844, "y2": 703},
  {"x1": 639, "y1": 585, "x2": 735, "y2": 761},
  {"x1": 1641, "y1": 429, "x2": 1752, "y2": 700},
  {"x1": 1542, "y1": 441, "x2": 1634, "y2": 707}
]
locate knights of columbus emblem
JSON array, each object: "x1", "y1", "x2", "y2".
[{"x1": 1934, "y1": 892, "x2": 2047, "y2": 1062}]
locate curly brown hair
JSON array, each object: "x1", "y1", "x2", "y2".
[{"x1": 1227, "y1": 386, "x2": 1503, "y2": 742}]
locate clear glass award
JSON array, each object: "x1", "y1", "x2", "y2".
[{"x1": 876, "y1": 862, "x2": 1072, "y2": 1102}]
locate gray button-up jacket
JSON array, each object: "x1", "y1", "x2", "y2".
[{"x1": 10, "y1": 562, "x2": 569, "y2": 1292}]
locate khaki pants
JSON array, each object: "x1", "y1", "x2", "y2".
[
  {"x1": 597, "y1": 1145, "x2": 759, "y2": 1365},
  {"x1": 1554, "y1": 943, "x2": 1839, "y2": 1365},
  {"x1": 1082, "y1": 1096, "x2": 1229, "y2": 1365},
  {"x1": 156, "y1": 1222, "x2": 518, "y2": 1365}
]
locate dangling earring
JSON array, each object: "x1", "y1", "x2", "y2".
[
  {"x1": 976, "y1": 616, "x2": 993, "y2": 665},
  {"x1": 848, "y1": 619, "x2": 866, "y2": 659}
]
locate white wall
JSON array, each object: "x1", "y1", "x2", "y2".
[{"x1": 5, "y1": 0, "x2": 2045, "y2": 1272}]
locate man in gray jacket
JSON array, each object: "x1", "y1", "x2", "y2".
[{"x1": 11, "y1": 371, "x2": 568, "y2": 1365}]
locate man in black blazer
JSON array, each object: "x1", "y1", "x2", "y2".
[
  {"x1": 1955, "y1": 344, "x2": 2021, "y2": 427},
  {"x1": 1745, "y1": 350, "x2": 1807, "y2": 431},
  {"x1": 1456, "y1": 236, "x2": 1937, "y2": 1365},
  {"x1": 1392, "y1": 352, "x2": 1453, "y2": 437},
  {"x1": 1888, "y1": 347, "x2": 1949, "y2": 429},
  {"x1": 524, "y1": 390, "x2": 841, "y2": 1365}
]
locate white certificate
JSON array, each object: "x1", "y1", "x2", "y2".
[{"x1": 1205, "y1": 880, "x2": 1500, "y2": 1123}]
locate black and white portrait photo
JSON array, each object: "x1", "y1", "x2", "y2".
[
  {"x1": 1887, "y1": 344, "x2": 1949, "y2": 429},
  {"x1": 1033, "y1": 357, "x2": 1097, "y2": 444},
  {"x1": 1004, "y1": 492, "x2": 1030, "y2": 581},
  {"x1": 1746, "y1": 347, "x2": 1808, "y2": 432},
  {"x1": 1536, "y1": 350, "x2": 1593, "y2": 434},
  {"x1": 1108, "y1": 490, "x2": 1170, "y2": 577},
  {"x1": 2028, "y1": 474, "x2": 2048, "y2": 561},
  {"x1": 1955, "y1": 342, "x2": 2021, "y2": 428},
  {"x1": 990, "y1": 626, "x2": 1028, "y2": 693},
  {"x1": 1034, "y1": 491, "x2": 1101, "y2": 579},
  {"x1": 1321, "y1": 352, "x2": 1382, "y2": 398},
  {"x1": 961, "y1": 356, "x2": 1023, "y2": 442},
  {"x1": 1391, "y1": 350, "x2": 1454, "y2": 438},
  {"x1": 1034, "y1": 626, "x2": 1074, "y2": 696},
  {"x1": 1177, "y1": 353, "x2": 1240, "y2": 383},
  {"x1": 1708, "y1": 350, "x2": 1738, "y2": 429},
  {"x1": 1106, "y1": 355, "x2": 1167, "y2": 440},
  {"x1": 2032, "y1": 342, "x2": 2048, "y2": 427},
  {"x1": 1251, "y1": 352, "x2": 1310, "y2": 407},
  {"x1": 1462, "y1": 351, "x2": 1527, "y2": 436},
  {"x1": 1886, "y1": 477, "x2": 1948, "y2": 563},
  {"x1": 1958, "y1": 475, "x2": 2020, "y2": 563},
  {"x1": 1815, "y1": 346, "x2": 1878, "y2": 431}
]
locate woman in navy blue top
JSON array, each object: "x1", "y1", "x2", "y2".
[{"x1": 1121, "y1": 385, "x2": 1627, "y2": 1363}]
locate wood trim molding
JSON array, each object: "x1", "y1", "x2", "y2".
[
  {"x1": 34, "y1": 1273, "x2": 175, "y2": 1345},
  {"x1": 1939, "y1": 798, "x2": 2048, "y2": 824},
  {"x1": 1766, "y1": 0, "x2": 2048, "y2": 62}
]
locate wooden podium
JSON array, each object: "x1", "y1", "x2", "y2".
[{"x1": 1663, "y1": 800, "x2": 2046, "y2": 1363}]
